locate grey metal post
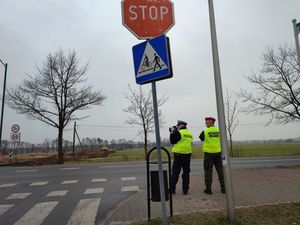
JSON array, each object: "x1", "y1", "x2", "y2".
[
  {"x1": 0, "y1": 60, "x2": 7, "y2": 152},
  {"x1": 207, "y1": 0, "x2": 235, "y2": 222},
  {"x1": 292, "y1": 19, "x2": 300, "y2": 70},
  {"x1": 151, "y1": 81, "x2": 167, "y2": 225}
]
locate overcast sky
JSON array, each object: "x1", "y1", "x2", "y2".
[{"x1": 0, "y1": 0, "x2": 299, "y2": 144}]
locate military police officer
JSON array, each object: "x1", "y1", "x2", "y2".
[
  {"x1": 170, "y1": 120, "x2": 193, "y2": 195},
  {"x1": 199, "y1": 117, "x2": 225, "y2": 194}
]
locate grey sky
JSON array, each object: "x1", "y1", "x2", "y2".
[{"x1": 0, "y1": 0, "x2": 299, "y2": 144}]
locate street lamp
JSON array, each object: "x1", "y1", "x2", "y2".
[
  {"x1": 207, "y1": 0, "x2": 235, "y2": 222},
  {"x1": 0, "y1": 58, "x2": 8, "y2": 153},
  {"x1": 292, "y1": 19, "x2": 300, "y2": 70}
]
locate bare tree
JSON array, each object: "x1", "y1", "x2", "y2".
[
  {"x1": 240, "y1": 46, "x2": 300, "y2": 124},
  {"x1": 123, "y1": 85, "x2": 167, "y2": 159},
  {"x1": 7, "y1": 49, "x2": 106, "y2": 164},
  {"x1": 225, "y1": 89, "x2": 239, "y2": 157}
]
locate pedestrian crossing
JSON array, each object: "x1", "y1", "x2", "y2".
[
  {"x1": 0, "y1": 176, "x2": 140, "y2": 190},
  {"x1": 66, "y1": 198, "x2": 101, "y2": 225},
  {"x1": 61, "y1": 180, "x2": 79, "y2": 184},
  {"x1": 6, "y1": 193, "x2": 31, "y2": 200},
  {"x1": 0, "y1": 176, "x2": 141, "y2": 224},
  {"x1": 0, "y1": 204, "x2": 14, "y2": 216},
  {"x1": 29, "y1": 181, "x2": 48, "y2": 186},
  {"x1": 0, "y1": 183, "x2": 17, "y2": 188},
  {"x1": 14, "y1": 201, "x2": 59, "y2": 225}
]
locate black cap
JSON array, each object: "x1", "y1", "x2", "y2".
[{"x1": 177, "y1": 120, "x2": 187, "y2": 126}]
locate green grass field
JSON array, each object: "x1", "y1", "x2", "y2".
[
  {"x1": 231, "y1": 142, "x2": 300, "y2": 157},
  {"x1": 73, "y1": 142, "x2": 300, "y2": 164}
]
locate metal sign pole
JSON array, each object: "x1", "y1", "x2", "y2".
[
  {"x1": 292, "y1": 19, "x2": 300, "y2": 70},
  {"x1": 207, "y1": 0, "x2": 235, "y2": 222},
  {"x1": 151, "y1": 81, "x2": 167, "y2": 225}
]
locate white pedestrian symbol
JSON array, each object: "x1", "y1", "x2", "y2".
[{"x1": 137, "y1": 43, "x2": 167, "y2": 77}]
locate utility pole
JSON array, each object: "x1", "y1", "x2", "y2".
[
  {"x1": 207, "y1": 0, "x2": 235, "y2": 222},
  {"x1": 0, "y1": 59, "x2": 8, "y2": 153},
  {"x1": 72, "y1": 121, "x2": 76, "y2": 159}
]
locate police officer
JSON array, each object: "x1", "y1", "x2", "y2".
[
  {"x1": 170, "y1": 120, "x2": 193, "y2": 195},
  {"x1": 199, "y1": 117, "x2": 225, "y2": 194}
]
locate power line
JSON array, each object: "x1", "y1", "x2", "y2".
[{"x1": 75, "y1": 121, "x2": 282, "y2": 130}]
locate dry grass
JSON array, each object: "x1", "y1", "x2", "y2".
[{"x1": 132, "y1": 202, "x2": 300, "y2": 225}]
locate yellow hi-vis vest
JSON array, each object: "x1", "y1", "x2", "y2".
[
  {"x1": 203, "y1": 126, "x2": 221, "y2": 153},
  {"x1": 172, "y1": 129, "x2": 193, "y2": 154}
]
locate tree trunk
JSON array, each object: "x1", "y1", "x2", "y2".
[
  {"x1": 57, "y1": 127, "x2": 64, "y2": 164},
  {"x1": 144, "y1": 130, "x2": 148, "y2": 160},
  {"x1": 229, "y1": 133, "x2": 233, "y2": 157}
]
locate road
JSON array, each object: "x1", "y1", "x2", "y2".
[{"x1": 0, "y1": 156, "x2": 299, "y2": 225}]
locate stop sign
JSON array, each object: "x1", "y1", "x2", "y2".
[{"x1": 121, "y1": 0, "x2": 175, "y2": 39}]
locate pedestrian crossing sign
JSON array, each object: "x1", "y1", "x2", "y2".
[{"x1": 132, "y1": 35, "x2": 173, "y2": 84}]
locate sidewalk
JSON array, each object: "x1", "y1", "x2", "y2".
[{"x1": 102, "y1": 167, "x2": 300, "y2": 225}]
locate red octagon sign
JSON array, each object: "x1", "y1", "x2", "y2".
[{"x1": 122, "y1": 0, "x2": 175, "y2": 39}]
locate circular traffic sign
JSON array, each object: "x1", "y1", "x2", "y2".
[
  {"x1": 11, "y1": 133, "x2": 20, "y2": 141},
  {"x1": 122, "y1": 0, "x2": 175, "y2": 39},
  {"x1": 11, "y1": 124, "x2": 20, "y2": 133}
]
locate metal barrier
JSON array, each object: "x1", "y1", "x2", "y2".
[{"x1": 146, "y1": 146, "x2": 173, "y2": 221}]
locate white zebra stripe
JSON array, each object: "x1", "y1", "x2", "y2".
[
  {"x1": 66, "y1": 198, "x2": 101, "y2": 225},
  {"x1": 61, "y1": 180, "x2": 78, "y2": 184},
  {"x1": 0, "y1": 183, "x2": 17, "y2": 188},
  {"x1": 84, "y1": 188, "x2": 104, "y2": 194},
  {"x1": 59, "y1": 167, "x2": 79, "y2": 171},
  {"x1": 91, "y1": 178, "x2": 107, "y2": 183},
  {"x1": 14, "y1": 201, "x2": 58, "y2": 225},
  {"x1": 29, "y1": 182, "x2": 48, "y2": 186},
  {"x1": 121, "y1": 177, "x2": 136, "y2": 181},
  {"x1": 46, "y1": 190, "x2": 69, "y2": 197},
  {"x1": 121, "y1": 186, "x2": 140, "y2": 192},
  {"x1": 16, "y1": 169, "x2": 38, "y2": 173},
  {"x1": 0, "y1": 204, "x2": 14, "y2": 216},
  {"x1": 6, "y1": 193, "x2": 31, "y2": 200}
]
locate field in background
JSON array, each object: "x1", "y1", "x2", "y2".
[
  {"x1": 73, "y1": 141, "x2": 300, "y2": 163},
  {"x1": 0, "y1": 142, "x2": 299, "y2": 165}
]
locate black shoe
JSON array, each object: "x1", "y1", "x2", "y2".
[
  {"x1": 171, "y1": 190, "x2": 176, "y2": 194},
  {"x1": 183, "y1": 190, "x2": 188, "y2": 195},
  {"x1": 221, "y1": 189, "x2": 226, "y2": 194},
  {"x1": 204, "y1": 188, "x2": 212, "y2": 194}
]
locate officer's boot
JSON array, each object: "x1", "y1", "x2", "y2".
[
  {"x1": 221, "y1": 185, "x2": 225, "y2": 194},
  {"x1": 203, "y1": 187, "x2": 212, "y2": 194}
]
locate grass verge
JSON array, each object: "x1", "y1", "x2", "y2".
[{"x1": 132, "y1": 202, "x2": 300, "y2": 225}]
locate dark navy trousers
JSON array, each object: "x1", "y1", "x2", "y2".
[{"x1": 171, "y1": 153, "x2": 191, "y2": 192}]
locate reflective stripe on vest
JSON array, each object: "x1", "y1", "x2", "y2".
[
  {"x1": 203, "y1": 126, "x2": 221, "y2": 153},
  {"x1": 172, "y1": 129, "x2": 193, "y2": 154}
]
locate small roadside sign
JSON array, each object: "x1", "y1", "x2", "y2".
[
  {"x1": 132, "y1": 35, "x2": 172, "y2": 84},
  {"x1": 10, "y1": 133, "x2": 20, "y2": 142},
  {"x1": 11, "y1": 124, "x2": 20, "y2": 133}
]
